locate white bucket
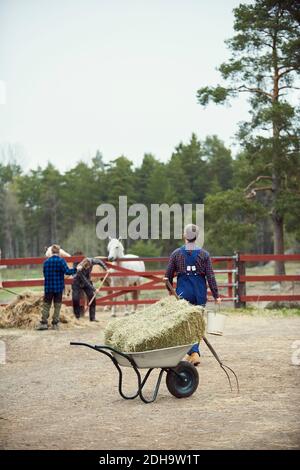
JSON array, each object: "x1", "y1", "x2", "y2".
[{"x1": 206, "y1": 311, "x2": 226, "y2": 336}]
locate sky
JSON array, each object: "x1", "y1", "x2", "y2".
[{"x1": 0, "y1": 0, "x2": 254, "y2": 172}]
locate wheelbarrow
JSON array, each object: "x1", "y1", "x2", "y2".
[
  {"x1": 70, "y1": 337, "x2": 239, "y2": 404},
  {"x1": 70, "y1": 342, "x2": 199, "y2": 403}
]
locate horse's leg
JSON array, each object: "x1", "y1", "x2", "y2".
[
  {"x1": 132, "y1": 285, "x2": 138, "y2": 313},
  {"x1": 124, "y1": 282, "x2": 130, "y2": 316},
  {"x1": 124, "y1": 293, "x2": 129, "y2": 316},
  {"x1": 103, "y1": 276, "x2": 110, "y2": 312},
  {"x1": 110, "y1": 277, "x2": 116, "y2": 317}
]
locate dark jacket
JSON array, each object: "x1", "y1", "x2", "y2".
[{"x1": 73, "y1": 258, "x2": 107, "y2": 290}]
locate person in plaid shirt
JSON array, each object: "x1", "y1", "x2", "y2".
[
  {"x1": 36, "y1": 244, "x2": 76, "y2": 330},
  {"x1": 164, "y1": 224, "x2": 221, "y2": 366}
]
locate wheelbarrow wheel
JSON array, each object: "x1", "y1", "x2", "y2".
[{"x1": 166, "y1": 361, "x2": 199, "y2": 398}]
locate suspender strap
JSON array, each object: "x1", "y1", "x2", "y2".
[{"x1": 180, "y1": 246, "x2": 201, "y2": 264}]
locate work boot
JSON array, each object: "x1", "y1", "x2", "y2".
[
  {"x1": 189, "y1": 352, "x2": 201, "y2": 366},
  {"x1": 90, "y1": 318, "x2": 99, "y2": 322},
  {"x1": 184, "y1": 354, "x2": 192, "y2": 362},
  {"x1": 36, "y1": 322, "x2": 48, "y2": 331},
  {"x1": 41, "y1": 302, "x2": 51, "y2": 324},
  {"x1": 52, "y1": 323, "x2": 59, "y2": 330}
]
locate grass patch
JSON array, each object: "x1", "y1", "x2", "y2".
[{"x1": 221, "y1": 306, "x2": 300, "y2": 317}]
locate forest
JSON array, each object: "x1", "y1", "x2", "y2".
[{"x1": 0, "y1": 131, "x2": 298, "y2": 259}]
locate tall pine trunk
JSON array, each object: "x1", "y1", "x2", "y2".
[
  {"x1": 272, "y1": 31, "x2": 286, "y2": 276},
  {"x1": 272, "y1": 212, "x2": 285, "y2": 275}
]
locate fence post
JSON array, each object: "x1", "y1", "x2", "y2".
[
  {"x1": 235, "y1": 252, "x2": 246, "y2": 308},
  {"x1": 227, "y1": 258, "x2": 233, "y2": 299},
  {"x1": 0, "y1": 249, "x2": 7, "y2": 288}
]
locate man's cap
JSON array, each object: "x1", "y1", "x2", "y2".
[{"x1": 184, "y1": 224, "x2": 199, "y2": 242}]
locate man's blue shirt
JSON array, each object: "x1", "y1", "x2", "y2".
[{"x1": 43, "y1": 255, "x2": 76, "y2": 293}]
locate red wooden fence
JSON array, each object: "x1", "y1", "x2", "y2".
[
  {"x1": 0, "y1": 255, "x2": 237, "y2": 306},
  {"x1": 1, "y1": 253, "x2": 299, "y2": 307},
  {"x1": 235, "y1": 253, "x2": 300, "y2": 307}
]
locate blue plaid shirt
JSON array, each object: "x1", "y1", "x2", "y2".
[{"x1": 43, "y1": 255, "x2": 76, "y2": 293}]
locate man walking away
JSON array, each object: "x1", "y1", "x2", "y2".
[
  {"x1": 164, "y1": 224, "x2": 221, "y2": 366},
  {"x1": 36, "y1": 244, "x2": 76, "y2": 330}
]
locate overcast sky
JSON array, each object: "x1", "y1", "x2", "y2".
[{"x1": 0, "y1": 0, "x2": 253, "y2": 172}]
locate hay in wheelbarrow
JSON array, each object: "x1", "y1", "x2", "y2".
[{"x1": 104, "y1": 296, "x2": 206, "y2": 352}]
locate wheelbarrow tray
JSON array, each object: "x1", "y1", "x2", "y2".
[{"x1": 111, "y1": 343, "x2": 194, "y2": 369}]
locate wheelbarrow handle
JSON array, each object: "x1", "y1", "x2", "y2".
[{"x1": 69, "y1": 342, "x2": 138, "y2": 368}]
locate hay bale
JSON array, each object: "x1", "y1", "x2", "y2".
[
  {"x1": 104, "y1": 296, "x2": 206, "y2": 352},
  {"x1": 0, "y1": 291, "x2": 75, "y2": 329}
]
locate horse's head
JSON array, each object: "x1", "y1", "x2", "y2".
[{"x1": 107, "y1": 237, "x2": 124, "y2": 261}]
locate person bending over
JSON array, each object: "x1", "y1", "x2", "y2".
[{"x1": 72, "y1": 257, "x2": 107, "y2": 322}]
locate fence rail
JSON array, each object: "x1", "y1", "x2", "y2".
[
  {"x1": 1, "y1": 253, "x2": 300, "y2": 308},
  {"x1": 0, "y1": 255, "x2": 237, "y2": 306},
  {"x1": 235, "y1": 253, "x2": 300, "y2": 307}
]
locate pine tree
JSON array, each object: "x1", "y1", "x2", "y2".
[{"x1": 197, "y1": 0, "x2": 300, "y2": 274}]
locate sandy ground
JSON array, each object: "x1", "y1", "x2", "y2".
[{"x1": 0, "y1": 311, "x2": 300, "y2": 450}]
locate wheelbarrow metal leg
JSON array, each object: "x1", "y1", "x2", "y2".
[
  {"x1": 70, "y1": 342, "x2": 166, "y2": 403},
  {"x1": 115, "y1": 363, "x2": 155, "y2": 401},
  {"x1": 132, "y1": 367, "x2": 165, "y2": 404}
]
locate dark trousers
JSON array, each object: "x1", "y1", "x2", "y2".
[
  {"x1": 44, "y1": 292, "x2": 63, "y2": 305},
  {"x1": 72, "y1": 283, "x2": 96, "y2": 321},
  {"x1": 42, "y1": 291, "x2": 63, "y2": 325}
]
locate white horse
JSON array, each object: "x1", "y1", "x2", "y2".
[{"x1": 107, "y1": 238, "x2": 145, "y2": 317}]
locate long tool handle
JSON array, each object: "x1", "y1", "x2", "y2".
[
  {"x1": 0, "y1": 286, "x2": 19, "y2": 296},
  {"x1": 84, "y1": 271, "x2": 110, "y2": 313},
  {"x1": 165, "y1": 279, "x2": 180, "y2": 300}
]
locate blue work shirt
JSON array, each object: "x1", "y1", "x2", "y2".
[{"x1": 43, "y1": 255, "x2": 76, "y2": 293}]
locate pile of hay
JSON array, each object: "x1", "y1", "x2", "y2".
[
  {"x1": 104, "y1": 296, "x2": 206, "y2": 352},
  {"x1": 0, "y1": 291, "x2": 75, "y2": 329}
]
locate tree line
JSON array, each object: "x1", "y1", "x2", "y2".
[{"x1": 0, "y1": 131, "x2": 297, "y2": 260}]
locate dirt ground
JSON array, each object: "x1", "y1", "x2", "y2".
[{"x1": 0, "y1": 310, "x2": 300, "y2": 450}]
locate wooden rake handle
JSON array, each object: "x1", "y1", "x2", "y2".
[{"x1": 84, "y1": 271, "x2": 110, "y2": 313}]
